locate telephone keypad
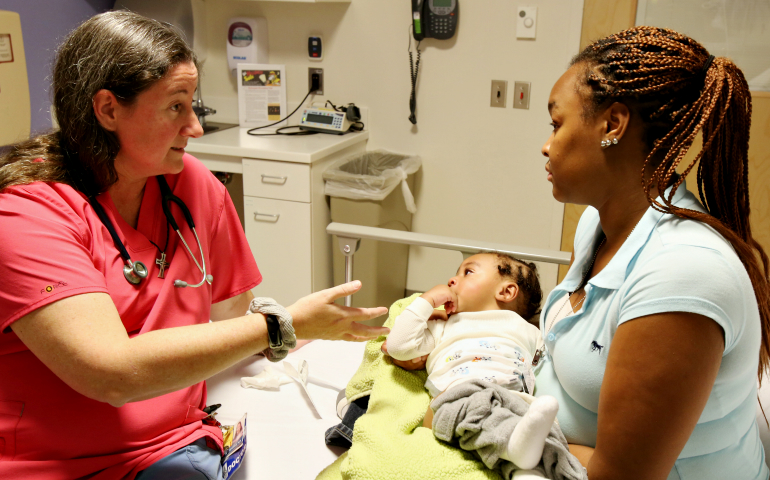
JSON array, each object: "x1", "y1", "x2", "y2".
[{"x1": 428, "y1": 12, "x2": 456, "y2": 39}]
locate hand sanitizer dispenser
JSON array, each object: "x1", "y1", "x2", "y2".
[{"x1": 227, "y1": 17, "x2": 268, "y2": 75}]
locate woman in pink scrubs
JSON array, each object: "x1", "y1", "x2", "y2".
[{"x1": 0, "y1": 11, "x2": 388, "y2": 480}]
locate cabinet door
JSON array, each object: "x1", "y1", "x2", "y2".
[{"x1": 244, "y1": 196, "x2": 312, "y2": 306}]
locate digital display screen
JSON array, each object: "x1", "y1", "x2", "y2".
[
  {"x1": 307, "y1": 113, "x2": 335, "y2": 125},
  {"x1": 432, "y1": 0, "x2": 452, "y2": 7}
]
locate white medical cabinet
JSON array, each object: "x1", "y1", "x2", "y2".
[{"x1": 186, "y1": 128, "x2": 368, "y2": 306}]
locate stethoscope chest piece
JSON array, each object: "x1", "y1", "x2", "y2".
[{"x1": 124, "y1": 260, "x2": 149, "y2": 285}]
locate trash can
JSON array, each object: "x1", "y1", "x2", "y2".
[{"x1": 323, "y1": 150, "x2": 421, "y2": 312}]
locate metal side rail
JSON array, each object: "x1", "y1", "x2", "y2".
[{"x1": 327, "y1": 222, "x2": 571, "y2": 306}]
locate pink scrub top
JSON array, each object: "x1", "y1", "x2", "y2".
[{"x1": 0, "y1": 154, "x2": 261, "y2": 479}]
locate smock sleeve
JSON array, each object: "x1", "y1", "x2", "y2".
[
  {"x1": 0, "y1": 185, "x2": 108, "y2": 333},
  {"x1": 208, "y1": 188, "x2": 261, "y2": 304}
]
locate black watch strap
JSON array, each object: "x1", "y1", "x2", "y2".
[
  {"x1": 247, "y1": 297, "x2": 295, "y2": 362},
  {"x1": 265, "y1": 313, "x2": 283, "y2": 349}
]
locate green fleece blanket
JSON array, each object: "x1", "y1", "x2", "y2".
[{"x1": 317, "y1": 294, "x2": 500, "y2": 480}]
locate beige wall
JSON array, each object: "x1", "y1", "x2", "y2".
[
  {"x1": 200, "y1": 0, "x2": 585, "y2": 298},
  {"x1": 558, "y1": 0, "x2": 770, "y2": 282},
  {"x1": 556, "y1": 0, "x2": 637, "y2": 281},
  {"x1": 749, "y1": 94, "x2": 770, "y2": 258}
]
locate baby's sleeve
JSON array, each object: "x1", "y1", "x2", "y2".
[{"x1": 386, "y1": 296, "x2": 437, "y2": 361}]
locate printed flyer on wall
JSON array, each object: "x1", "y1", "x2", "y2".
[{"x1": 237, "y1": 64, "x2": 287, "y2": 128}]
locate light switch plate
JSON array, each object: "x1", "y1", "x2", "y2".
[
  {"x1": 516, "y1": 6, "x2": 537, "y2": 39},
  {"x1": 491, "y1": 80, "x2": 507, "y2": 108},
  {"x1": 513, "y1": 81, "x2": 531, "y2": 109}
]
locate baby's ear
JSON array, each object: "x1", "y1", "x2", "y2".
[{"x1": 496, "y1": 282, "x2": 519, "y2": 304}]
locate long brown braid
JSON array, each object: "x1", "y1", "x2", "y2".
[{"x1": 572, "y1": 26, "x2": 770, "y2": 382}]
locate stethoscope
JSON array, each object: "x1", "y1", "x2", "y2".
[{"x1": 88, "y1": 175, "x2": 213, "y2": 288}]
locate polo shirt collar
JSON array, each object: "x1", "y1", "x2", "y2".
[{"x1": 562, "y1": 181, "x2": 690, "y2": 292}]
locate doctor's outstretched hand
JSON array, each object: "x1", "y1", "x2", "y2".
[{"x1": 287, "y1": 280, "x2": 389, "y2": 342}]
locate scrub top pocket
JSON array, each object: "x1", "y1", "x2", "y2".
[{"x1": 0, "y1": 401, "x2": 24, "y2": 461}]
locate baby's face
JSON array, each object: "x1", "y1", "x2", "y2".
[{"x1": 447, "y1": 254, "x2": 504, "y2": 313}]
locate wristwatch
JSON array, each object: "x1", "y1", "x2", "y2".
[
  {"x1": 247, "y1": 297, "x2": 295, "y2": 362},
  {"x1": 264, "y1": 313, "x2": 283, "y2": 349}
]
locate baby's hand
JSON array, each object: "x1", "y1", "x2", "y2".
[
  {"x1": 381, "y1": 339, "x2": 428, "y2": 370},
  {"x1": 428, "y1": 309, "x2": 448, "y2": 321},
  {"x1": 421, "y1": 284, "x2": 458, "y2": 315}
]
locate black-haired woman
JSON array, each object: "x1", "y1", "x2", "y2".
[{"x1": 535, "y1": 27, "x2": 770, "y2": 480}]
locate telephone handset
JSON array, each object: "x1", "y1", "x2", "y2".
[{"x1": 412, "y1": 0, "x2": 458, "y2": 41}]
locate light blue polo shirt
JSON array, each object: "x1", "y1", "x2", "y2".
[{"x1": 534, "y1": 182, "x2": 769, "y2": 480}]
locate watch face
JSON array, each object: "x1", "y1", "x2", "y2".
[{"x1": 266, "y1": 314, "x2": 283, "y2": 349}]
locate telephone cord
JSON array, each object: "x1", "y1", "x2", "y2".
[
  {"x1": 408, "y1": 24, "x2": 422, "y2": 125},
  {"x1": 409, "y1": 44, "x2": 421, "y2": 124}
]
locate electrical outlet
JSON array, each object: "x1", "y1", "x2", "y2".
[
  {"x1": 308, "y1": 67, "x2": 324, "y2": 95},
  {"x1": 513, "y1": 81, "x2": 531, "y2": 109},
  {"x1": 490, "y1": 80, "x2": 507, "y2": 108}
]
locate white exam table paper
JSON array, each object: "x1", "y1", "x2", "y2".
[{"x1": 206, "y1": 339, "x2": 366, "y2": 479}]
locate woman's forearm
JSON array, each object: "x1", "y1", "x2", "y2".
[
  {"x1": 108, "y1": 314, "x2": 270, "y2": 406},
  {"x1": 12, "y1": 292, "x2": 270, "y2": 407}
]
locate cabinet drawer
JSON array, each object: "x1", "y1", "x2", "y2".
[
  {"x1": 242, "y1": 159, "x2": 310, "y2": 203},
  {"x1": 244, "y1": 196, "x2": 312, "y2": 306}
]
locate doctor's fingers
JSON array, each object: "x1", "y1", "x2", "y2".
[
  {"x1": 339, "y1": 305, "x2": 389, "y2": 322},
  {"x1": 321, "y1": 280, "x2": 367, "y2": 302},
  {"x1": 341, "y1": 333, "x2": 384, "y2": 342},
  {"x1": 342, "y1": 317, "x2": 389, "y2": 338}
]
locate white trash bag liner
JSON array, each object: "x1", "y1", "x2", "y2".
[{"x1": 323, "y1": 150, "x2": 421, "y2": 213}]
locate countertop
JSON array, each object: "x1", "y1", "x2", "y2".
[{"x1": 186, "y1": 127, "x2": 369, "y2": 164}]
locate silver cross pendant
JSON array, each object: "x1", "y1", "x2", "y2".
[{"x1": 155, "y1": 253, "x2": 170, "y2": 279}]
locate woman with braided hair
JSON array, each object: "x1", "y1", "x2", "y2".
[{"x1": 534, "y1": 26, "x2": 770, "y2": 479}]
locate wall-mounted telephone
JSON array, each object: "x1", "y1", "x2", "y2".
[
  {"x1": 412, "y1": 0, "x2": 458, "y2": 41},
  {"x1": 408, "y1": 0, "x2": 458, "y2": 125}
]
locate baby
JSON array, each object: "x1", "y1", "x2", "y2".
[{"x1": 387, "y1": 252, "x2": 583, "y2": 480}]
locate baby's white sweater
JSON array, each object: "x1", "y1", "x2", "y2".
[{"x1": 387, "y1": 297, "x2": 540, "y2": 397}]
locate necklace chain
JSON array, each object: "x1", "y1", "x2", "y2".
[
  {"x1": 533, "y1": 225, "x2": 637, "y2": 367},
  {"x1": 532, "y1": 236, "x2": 606, "y2": 367},
  {"x1": 546, "y1": 236, "x2": 605, "y2": 332}
]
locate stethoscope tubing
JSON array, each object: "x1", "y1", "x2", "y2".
[
  {"x1": 90, "y1": 175, "x2": 212, "y2": 288},
  {"x1": 172, "y1": 227, "x2": 212, "y2": 288}
]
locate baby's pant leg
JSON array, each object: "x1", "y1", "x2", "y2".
[{"x1": 430, "y1": 379, "x2": 531, "y2": 470}]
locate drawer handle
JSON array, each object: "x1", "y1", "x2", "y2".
[
  {"x1": 254, "y1": 212, "x2": 280, "y2": 222},
  {"x1": 261, "y1": 174, "x2": 288, "y2": 185}
]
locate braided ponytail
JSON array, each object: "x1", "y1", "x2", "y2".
[{"x1": 573, "y1": 26, "x2": 770, "y2": 382}]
